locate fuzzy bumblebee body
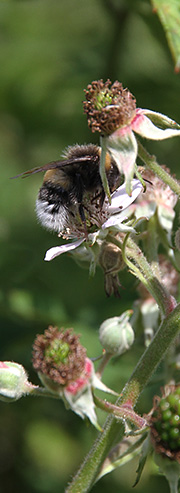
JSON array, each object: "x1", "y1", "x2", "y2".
[{"x1": 35, "y1": 144, "x2": 122, "y2": 237}]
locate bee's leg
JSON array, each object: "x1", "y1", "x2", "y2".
[
  {"x1": 99, "y1": 189, "x2": 105, "y2": 208},
  {"x1": 75, "y1": 173, "x2": 88, "y2": 238},
  {"x1": 78, "y1": 202, "x2": 88, "y2": 239},
  {"x1": 91, "y1": 189, "x2": 105, "y2": 208}
]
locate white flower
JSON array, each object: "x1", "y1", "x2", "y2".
[{"x1": 44, "y1": 179, "x2": 142, "y2": 262}]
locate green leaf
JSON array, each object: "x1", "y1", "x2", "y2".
[
  {"x1": 151, "y1": 0, "x2": 180, "y2": 72},
  {"x1": 96, "y1": 433, "x2": 147, "y2": 482},
  {"x1": 133, "y1": 436, "x2": 151, "y2": 487}
]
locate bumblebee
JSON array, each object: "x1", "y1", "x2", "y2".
[{"x1": 15, "y1": 144, "x2": 123, "y2": 238}]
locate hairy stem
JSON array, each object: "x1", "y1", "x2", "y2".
[
  {"x1": 66, "y1": 303, "x2": 180, "y2": 492},
  {"x1": 96, "y1": 352, "x2": 113, "y2": 378},
  {"x1": 94, "y1": 394, "x2": 147, "y2": 428},
  {"x1": 125, "y1": 236, "x2": 175, "y2": 317},
  {"x1": 100, "y1": 135, "x2": 111, "y2": 202},
  {"x1": 138, "y1": 140, "x2": 180, "y2": 196}
]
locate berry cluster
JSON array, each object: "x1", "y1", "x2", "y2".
[{"x1": 150, "y1": 386, "x2": 180, "y2": 462}]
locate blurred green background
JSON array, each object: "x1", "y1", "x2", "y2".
[{"x1": 0, "y1": 0, "x2": 180, "y2": 491}]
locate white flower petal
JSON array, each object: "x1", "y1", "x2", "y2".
[
  {"x1": 132, "y1": 109, "x2": 180, "y2": 140},
  {"x1": 64, "y1": 386, "x2": 100, "y2": 429},
  {"x1": 44, "y1": 238, "x2": 85, "y2": 261},
  {"x1": 44, "y1": 181, "x2": 142, "y2": 260},
  {"x1": 140, "y1": 109, "x2": 180, "y2": 131},
  {"x1": 134, "y1": 201, "x2": 157, "y2": 220},
  {"x1": 102, "y1": 215, "x2": 135, "y2": 232},
  {"x1": 102, "y1": 179, "x2": 142, "y2": 231},
  {"x1": 157, "y1": 204, "x2": 175, "y2": 234},
  {"x1": 93, "y1": 374, "x2": 118, "y2": 395},
  {"x1": 141, "y1": 299, "x2": 159, "y2": 331},
  {"x1": 106, "y1": 129, "x2": 138, "y2": 195},
  {"x1": 109, "y1": 179, "x2": 143, "y2": 213}
]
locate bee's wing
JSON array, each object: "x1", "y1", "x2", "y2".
[
  {"x1": 11, "y1": 156, "x2": 94, "y2": 179},
  {"x1": 11, "y1": 161, "x2": 68, "y2": 179}
]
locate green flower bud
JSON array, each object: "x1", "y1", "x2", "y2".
[
  {"x1": 99, "y1": 311, "x2": 134, "y2": 356},
  {"x1": 0, "y1": 361, "x2": 30, "y2": 402},
  {"x1": 98, "y1": 241, "x2": 124, "y2": 298}
]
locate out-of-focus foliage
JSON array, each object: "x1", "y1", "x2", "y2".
[
  {"x1": 151, "y1": 0, "x2": 180, "y2": 71},
  {"x1": 0, "y1": 0, "x2": 179, "y2": 491}
]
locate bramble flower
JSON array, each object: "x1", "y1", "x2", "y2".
[
  {"x1": 43, "y1": 179, "x2": 142, "y2": 296},
  {"x1": 83, "y1": 79, "x2": 180, "y2": 195},
  {"x1": 134, "y1": 167, "x2": 178, "y2": 249},
  {"x1": 44, "y1": 179, "x2": 142, "y2": 263},
  {"x1": 32, "y1": 326, "x2": 118, "y2": 428}
]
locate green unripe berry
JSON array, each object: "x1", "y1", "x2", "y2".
[{"x1": 150, "y1": 385, "x2": 180, "y2": 459}]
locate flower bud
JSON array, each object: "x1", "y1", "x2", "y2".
[
  {"x1": 99, "y1": 311, "x2": 134, "y2": 356},
  {"x1": 0, "y1": 361, "x2": 31, "y2": 402},
  {"x1": 99, "y1": 241, "x2": 124, "y2": 274},
  {"x1": 98, "y1": 241, "x2": 124, "y2": 297}
]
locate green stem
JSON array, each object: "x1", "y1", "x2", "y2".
[
  {"x1": 96, "y1": 351, "x2": 113, "y2": 378},
  {"x1": 107, "y1": 232, "x2": 174, "y2": 317},
  {"x1": 138, "y1": 140, "x2": 180, "y2": 197},
  {"x1": 124, "y1": 236, "x2": 175, "y2": 317},
  {"x1": 96, "y1": 432, "x2": 147, "y2": 483},
  {"x1": 117, "y1": 303, "x2": 180, "y2": 404},
  {"x1": 65, "y1": 415, "x2": 124, "y2": 493},
  {"x1": 100, "y1": 135, "x2": 111, "y2": 202},
  {"x1": 142, "y1": 213, "x2": 159, "y2": 265},
  {"x1": 169, "y1": 479, "x2": 179, "y2": 493},
  {"x1": 65, "y1": 303, "x2": 180, "y2": 493},
  {"x1": 94, "y1": 394, "x2": 147, "y2": 429},
  {"x1": 30, "y1": 387, "x2": 60, "y2": 399}
]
